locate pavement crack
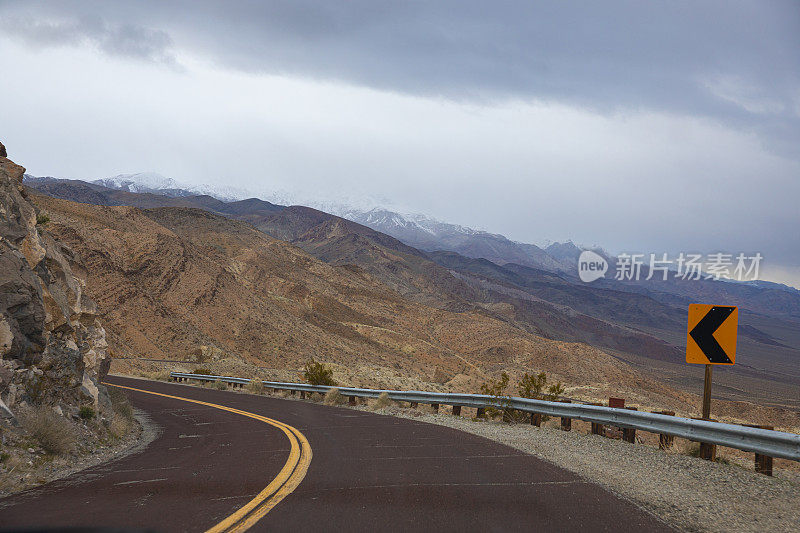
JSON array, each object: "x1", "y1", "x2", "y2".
[{"x1": 113, "y1": 478, "x2": 169, "y2": 486}]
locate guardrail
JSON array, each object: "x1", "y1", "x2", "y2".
[{"x1": 169, "y1": 372, "x2": 800, "y2": 468}]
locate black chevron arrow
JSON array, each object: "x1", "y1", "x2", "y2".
[{"x1": 690, "y1": 306, "x2": 735, "y2": 363}]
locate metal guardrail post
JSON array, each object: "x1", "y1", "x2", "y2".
[
  {"x1": 476, "y1": 407, "x2": 485, "y2": 418},
  {"x1": 590, "y1": 403, "x2": 604, "y2": 436},
  {"x1": 748, "y1": 424, "x2": 774, "y2": 476},
  {"x1": 657, "y1": 411, "x2": 675, "y2": 449},
  {"x1": 560, "y1": 399, "x2": 572, "y2": 431},
  {"x1": 531, "y1": 412, "x2": 542, "y2": 427},
  {"x1": 623, "y1": 408, "x2": 637, "y2": 443},
  {"x1": 693, "y1": 417, "x2": 717, "y2": 460},
  {"x1": 349, "y1": 395, "x2": 356, "y2": 405}
]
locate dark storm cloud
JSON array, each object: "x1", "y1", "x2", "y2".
[
  {"x1": 0, "y1": 12, "x2": 179, "y2": 66},
  {"x1": 2, "y1": 1, "x2": 798, "y2": 152}
]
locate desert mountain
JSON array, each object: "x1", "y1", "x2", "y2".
[
  {"x1": 25, "y1": 176, "x2": 800, "y2": 410},
  {"x1": 29, "y1": 191, "x2": 693, "y2": 407}
]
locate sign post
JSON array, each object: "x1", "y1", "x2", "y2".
[
  {"x1": 702, "y1": 364, "x2": 712, "y2": 420},
  {"x1": 686, "y1": 304, "x2": 738, "y2": 460}
]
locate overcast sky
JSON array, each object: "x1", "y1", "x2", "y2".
[{"x1": 1, "y1": 1, "x2": 799, "y2": 286}]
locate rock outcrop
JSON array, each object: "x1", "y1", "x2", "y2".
[{"x1": 0, "y1": 144, "x2": 110, "y2": 420}]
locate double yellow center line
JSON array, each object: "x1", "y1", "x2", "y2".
[{"x1": 105, "y1": 383, "x2": 312, "y2": 533}]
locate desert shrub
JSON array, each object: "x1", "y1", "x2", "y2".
[
  {"x1": 323, "y1": 387, "x2": 345, "y2": 405},
  {"x1": 545, "y1": 382, "x2": 565, "y2": 402},
  {"x1": 372, "y1": 392, "x2": 391, "y2": 410},
  {"x1": 214, "y1": 379, "x2": 228, "y2": 391},
  {"x1": 109, "y1": 388, "x2": 136, "y2": 439},
  {"x1": 0, "y1": 452, "x2": 10, "y2": 463},
  {"x1": 150, "y1": 370, "x2": 171, "y2": 381},
  {"x1": 517, "y1": 372, "x2": 547, "y2": 399},
  {"x1": 192, "y1": 368, "x2": 213, "y2": 375},
  {"x1": 481, "y1": 371, "x2": 565, "y2": 423},
  {"x1": 21, "y1": 407, "x2": 76, "y2": 455},
  {"x1": 516, "y1": 371, "x2": 564, "y2": 422},
  {"x1": 302, "y1": 359, "x2": 337, "y2": 386},
  {"x1": 79, "y1": 406, "x2": 95, "y2": 420},
  {"x1": 36, "y1": 213, "x2": 50, "y2": 226},
  {"x1": 109, "y1": 388, "x2": 134, "y2": 421},
  {"x1": 246, "y1": 378, "x2": 264, "y2": 394},
  {"x1": 479, "y1": 372, "x2": 518, "y2": 421},
  {"x1": 110, "y1": 415, "x2": 132, "y2": 439}
]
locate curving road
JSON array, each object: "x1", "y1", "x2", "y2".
[{"x1": 0, "y1": 376, "x2": 672, "y2": 532}]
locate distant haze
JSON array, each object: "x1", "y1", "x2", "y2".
[{"x1": 1, "y1": 1, "x2": 798, "y2": 287}]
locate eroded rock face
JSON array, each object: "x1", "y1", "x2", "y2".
[{"x1": 0, "y1": 145, "x2": 110, "y2": 418}]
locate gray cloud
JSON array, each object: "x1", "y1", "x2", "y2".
[
  {"x1": 0, "y1": 1, "x2": 798, "y2": 284},
  {"x1": 2, "y1": 1, "x2": 797, "y2": 154},
  {"x1": 0, "y1": 12, "x2": 179, "y2": 67}
]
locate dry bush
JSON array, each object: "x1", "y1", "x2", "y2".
[
  {"x1": 21, "y1": 407, "x2": 76, "y2": 455},
  {"x1": 152, "y1": 370, "x2": 171, "y2": 381},
  {"x1": 246, "y1": 378, "x2": 264, "y2": 394},
  {"x1": 109, "y1": 387, "x2": 134, "y2": 421},
  {"x1": 108, "y1": 387, "x2": 135, "y2": 438},
  {"x1": 302, "y1": 359, "x2": 337, "y2": 386},
  {"x1": 214, "y1": 379, "x2": 228, "y2": 391},
  {"x1": 372, "y1": 392, "x2": 391, "y2": 410},
  {"x1": 110, "y1": 415, "x2": 133, "y2": 438},
  {"x1": 324, "y1": 387, "x2": 345, "y2": 405}
]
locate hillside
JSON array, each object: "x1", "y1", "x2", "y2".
[
  {"x1": 32, "y1": 192, "x2": 702, "y2": 405},
  {"x1": 26, "y1": 178, "x2": 800, "y2": 411}
]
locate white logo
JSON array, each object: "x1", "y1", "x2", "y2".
[{"x1": 578, "y1": 250, "x2": 608, "y2": 282}]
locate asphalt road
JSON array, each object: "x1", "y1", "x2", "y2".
[{"x1": 0, "y1": 376, "x2": 672, "y2": 532}]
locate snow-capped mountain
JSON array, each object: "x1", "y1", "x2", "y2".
[
  {"x1": 94, "y1": 172, "x2": 181, "y2": 193},
  {"x1": 65, "y1": 171, "x2": 581, "y2": 273},
  {"x1": 92, "y1": 172, "x2": 250, "y2": 202},
  {"x1": 341, "y1": 208, "x2": 569, "y2": 272}
]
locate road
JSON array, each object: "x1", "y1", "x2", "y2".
[{"x1": 0, "y1": 376, "x2": 672, "y2": 532}]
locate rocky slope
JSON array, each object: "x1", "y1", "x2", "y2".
[{"x1": 0, "y1": 144, "x2": 111, "y2": 421}]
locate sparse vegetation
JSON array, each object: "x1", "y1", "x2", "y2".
[
  {"x1": 35, "y1": 212, "x2": 50, "y2": 226},
  {"x1": 108, "y1": 387, "x2": 135, "y2": 438},
  {"x1": 480, "y1": 371, "x2": 565, "y2": 423},
  {"x1": 246, "y1": 377, "x2": 264, "y2": 394},
  {"x1": 79, "y1": 406, "x2": 95, "y2": 420},
  {"x1": 20, "y1": 407, "x2": 76, "y2": 455},
  {"x1": 372, "y1": 391, "x2": 391, "y2": 410},
  {"x1": 109, "y1": 388, "x2": 134, "y2": 420},
  {"x1": 685, "y1": 443, "x2": 730, "y2": 464},
  {"x1": 324, "y1": 387, "x2": 345, "y2": 405},
  {"x1": 517, "y1": 371, "x2": 565, "y2": 402},
  {"x1": 192, "y1": 367, "x2": 213, "y2": 375},
  {"x1": 214, "y1": 379, "x2": 228, "y2": 391},
  {"x1": 302, "y1": 359, "x2": 337, "y2": 386},
  {"x1": 479, "y1": 372, "x2": 515, "y2": 420}
]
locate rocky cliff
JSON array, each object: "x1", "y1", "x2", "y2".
[{"x1": 0, "y1": 142, "x2": 110, "y2": 420}]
